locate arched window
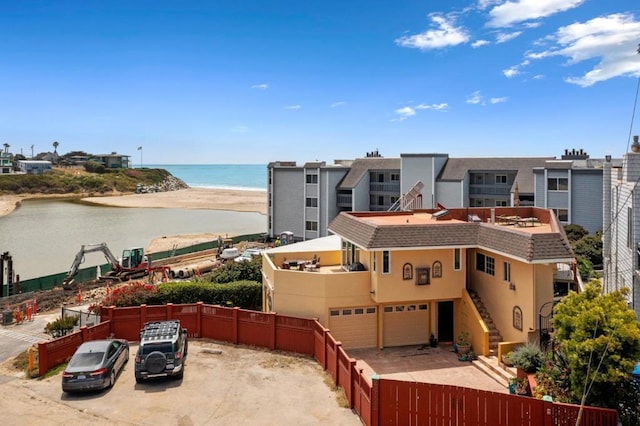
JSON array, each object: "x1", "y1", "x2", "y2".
[
  {"x1": 432, "y1": 261, "x2": 442, "y2": 278},
  {"x1": 403, "y1": 263, "x2": 413, "y2": 280}
]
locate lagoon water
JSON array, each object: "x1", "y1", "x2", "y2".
[{"x1": 0, "y1": 198, "x2": 266, "y2": 281}]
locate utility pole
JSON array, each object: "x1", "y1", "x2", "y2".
[
  {"x1": 30, "y1": 145, "x2": 34, "y2": 159},
  {"x1": 138, "y1": 146, "x2": 143, "y2": 168}
]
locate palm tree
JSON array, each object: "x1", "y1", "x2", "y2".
[
  {"x1": 3, "y1": 143, "x2": 9, "y2": 153},
  {"x1": 52, "y1": 141, "x2": 59, "y2": 154}
]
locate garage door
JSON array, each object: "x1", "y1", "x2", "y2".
[
  {"x1": 328, "y1": 306, "x2": 377, "y2": 349},
  {"x1": 383, "y1": 303, "x2": 430, "y2": 347}
]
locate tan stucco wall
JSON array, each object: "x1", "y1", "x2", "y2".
[
  {"x1": 370, "y1": 248, "x2": 465, "y2": 303},
  {"x1": 467, "y1": 248, "x2": 556, "y2": 342}
]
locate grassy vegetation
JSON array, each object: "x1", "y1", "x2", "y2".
[{"x1": 0, "y1": 167, "x2": 173, "y2": 195}]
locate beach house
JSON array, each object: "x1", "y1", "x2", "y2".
[{"x1": 261, "y1": 206, "x2": 575, "y2": 353}]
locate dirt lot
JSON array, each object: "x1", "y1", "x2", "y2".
[{"x1": 0, "y1": 340, "x2": 361, "y2": 426}]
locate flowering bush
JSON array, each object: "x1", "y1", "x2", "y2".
[{"x1": 100, "y1": 281, "x2": 160, "y2": 308}]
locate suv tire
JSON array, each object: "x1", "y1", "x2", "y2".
[{"x1": 145, "y1": 351, "x2": 167, "y2": 374}]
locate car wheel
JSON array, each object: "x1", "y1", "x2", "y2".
[
  {"x1": 123, "y1": 348, "x2": 129, "y2": 364},
  {"x1": 135, "y1": 376, "x2": 143, "y2": 384},
  {"x1": 175, "y1": 370, "x2": 184, "y2": 380},
  {"x1": 109, "y1": 370, "x2": 116, "y2": 388}
]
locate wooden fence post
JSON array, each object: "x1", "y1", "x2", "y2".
[
  {"x1": 232, "y1": 307, "x2": 239, "y2": 344},
  {"x1": 270, "y1": 311, "x2": 276, "y2": 350},
  {"x1": 371, "y1": 374, "x2": 380, "y2": 426},
  {"x1": 196, "y1": 301, "x2": 203, "y2": 338},
  {"x1": 81, "y1": 326, "x2": 89, "y2": 342},
  {"x1": 166, "y1": 303, "x2": 173, "y2": 320},
  {"x1": 140, "y1": 304, "x2": 147, "y2": 327},
  {"x1": 38, "y1": 342, "x2": 48, "y2": 377}
]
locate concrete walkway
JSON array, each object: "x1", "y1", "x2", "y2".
[{"x1": 349, "y1": 344, "x2": 510, "y2": 394}]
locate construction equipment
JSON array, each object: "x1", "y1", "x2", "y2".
[{"x1": 62, "y1": 243, "x2": 153, "y2": 289}]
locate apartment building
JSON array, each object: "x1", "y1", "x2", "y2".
[
  {"x1": 269, "y1": 149, "x2": 615, "y2": 241},
  {"x1": 603, "y1": 139, "x2": 640, "y2": 318}
]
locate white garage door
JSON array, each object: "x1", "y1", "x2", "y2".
[
  {"x1": 328, "y1": 306, "x2": 377, "y2": 349},
  {"x1": 383, "y1": 303, "x2": 430, "y2": 347}
]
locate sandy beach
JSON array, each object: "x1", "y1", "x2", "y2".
[{"x1": 0, "y1": 187, "x2": 267, "y2": 218}]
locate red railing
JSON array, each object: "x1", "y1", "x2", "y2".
[{"x1": 37, "y1": 303, "x2": 618, "y2": 426}]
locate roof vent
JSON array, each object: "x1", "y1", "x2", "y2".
[{"x1": 432, "y1": 209, "x2": 450, "y2": 220}]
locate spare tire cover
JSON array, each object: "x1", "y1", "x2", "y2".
[{"x1": 145, "y1": 351, "x2": 167, "y2": 374}]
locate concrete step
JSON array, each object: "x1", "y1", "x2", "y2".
[{"x1": 472, "y1": 355, "x2": 516, "y2": 389}]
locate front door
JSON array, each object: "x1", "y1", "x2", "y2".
[{"x1": 437, "y1": 301, "x2": 454, "y2": 342}]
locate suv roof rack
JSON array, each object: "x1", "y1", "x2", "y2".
[{"x1": 140, "y1": 320, "x2": 181, "y2": 341}]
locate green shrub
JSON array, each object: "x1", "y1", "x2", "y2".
[
  {"x1": 509, "y1": 342, "x2": 544, "y2": 373},
  {"x1": 209, "y1": 258, "x2": 262, "y2": 283},
  {"x1": 157, "y1": 281, "x2": 262, "y2": 310}
]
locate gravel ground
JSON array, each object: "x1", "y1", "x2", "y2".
[{"x1": 0, "y1": 340, "x2": 361, "y2": 426}]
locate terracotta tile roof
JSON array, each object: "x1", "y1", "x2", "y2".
[{"x1": 329, "y1": 210, "x2": 573, "y2": 263}]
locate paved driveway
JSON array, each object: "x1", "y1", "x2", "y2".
[
  {"x1": 350, "y1": 344, "x2": 509, "y2": 394},
  {"x1": 0, "y1": 340, "x2": 361, "y2": 426}
]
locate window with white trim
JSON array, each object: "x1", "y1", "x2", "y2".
[
  {"x1": 548, "y1": 177, "x2": 568, "y2": 191},
  {"x1": 454, "y1": 248, "x2": 461, "y2": 271},
  {"x1": 503, "y1": 261, "x2": 511, "y2": 282},
  {"x1": 306, "y1": 174, "x2": 318, "y2": 184},
  {"x1": 305, "y1": 221, "x2": 318, "y2": 231},
  {"x1": 305, "y1": 197, "x2": 318, "y2": 207},
  {"x1": 476, "y1": 252, "x2": 495, "y2": 276},
  {"x1": 382, "y1": 250, "x2": 390, "y2": 274},
  {"x1": 495, "y1": 174, "x2": 507, "y2": 184}
]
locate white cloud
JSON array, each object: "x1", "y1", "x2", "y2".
[
  {"x1": 487, "y1": 0, "x2": 585, "y2": 28},
  {"x1": 533, "y1": 74, "x2": 545, "y2": 80},
  {"x1": 466, "y1": 91, "x2": 483, "y2": 104},
  {"x1": 496, "y1": 31, "x2": 522, "y2": 43},
  {"x1": 472, "y1": 39, "x2": 490, "y2": 48},
  {"x1": 251, "y1": 84, "x2": 268, "y2": 90},
  {"x1": 285, "y1": 105, "x2": 301, "y2": 110},
  {"x1": 527, "y1": 13, "x2": 640, "y2": 87},
  {"x1": 477, "y1": 0, "x2": 501, "y2": 10},
  {"x1": 503, "y1": 66, "x2": 520, "y2": 78},
  {"x1": 330, "y1": 101, "x2": 346, "y2": 108},
  {"x1": 395, "y1": 13, "x2": 470, "y2": 50},
  {"x1": 416, "y1": 103, "x2": 449, "y2": 111},
  {"x1": 395, "y1": 107, "x2": 416, "y2": 120},
  {"x1": 490, "y1": 97, "x2": 508, "y2": 104}
]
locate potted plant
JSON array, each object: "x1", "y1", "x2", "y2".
[
  {"x1": 429, "y1": 333, "x2": 438, "y2": 348},
  {"x1": 456, "y1": 331, "x2": 471, "y2": 355},
  {"x1": 44, "y1": 315, "x2": 79, "y2": 338}
]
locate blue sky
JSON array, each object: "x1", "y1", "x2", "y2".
[{"x1": 1, "y1": 1, "x2": 640, "y2": 164}]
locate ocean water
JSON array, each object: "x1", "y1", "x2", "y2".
[{"x1": 144, "y1": 164, "x2": 267, "y2": 191}]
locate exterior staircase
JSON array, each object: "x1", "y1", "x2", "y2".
[
  {"x1": 467, "y1": 290, "x2": 516, "y2": 388},
  {"x1": 468, "y1": 290, "x2": 503, "y2": 355},
  {"x1": 388, "y1": 181, "x2": 424, "y2": 212}
]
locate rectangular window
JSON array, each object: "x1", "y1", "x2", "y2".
[
  {"x1": 553, "y1": 208, "x2": 569, "y2": 222},
  {"x1": 454, "y1": 248, "x2": 461, "y2": 271},
  {"x1": 382, "y1": 250, "x2": 390, "y2": 274},
  {"x1": 372, "y1": 252, "x2": 376, "y2": 272},
  {"x1": 305, "y1": 197, "x2": 318, "y2": 207},
  {"x1": 378, "y1": 173, "x2": 385, "y2": 182},
  {"x1": 495, "y1": 174, "x2": 507, "y2": 184},
  {"x1": 306, "y1": 174, "x2": 318, "y2": 184},
  {"x1": 391, "y1": 173, "x2": 400, "y2": 181},
  {"x1": 330, "y1": 310, "x2": 339, "y2": 316},
  {"x1": 378, "y1": 195, "x2": 384, "y2": 206},
  {"x1": 366, "y1": 307, "x2": 376, "y2": 314},
  {"x1": 342, "y1": 309, "x2": 352, "y2": 316},
  {"x1": 495, "y1": 200, "x2": 508, "y2": 206},
  {"x1": 354, "y1": 308, "x2": 364, "y2": 315},
  {"x1": 384, "y1": 306, "x2": 393, "y2": 313},
  {"x1": 503, "y1": 261, "x2": 511, "y2": 282},
  {"x1": 305, "y1": 221, "x2": 318, "y2": 231},
  {"x1": 476, "y1": 253, "x2": 495, "y2": 276},
  {"x1": 548, "y1": 177, "x2": 568, "y2": 191},
  {"x1": 395, "y1": 305, "x2": 404, "y2": 312}
]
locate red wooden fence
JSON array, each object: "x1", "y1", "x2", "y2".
[{"x1": 37, "y1": 303, "x2": 618, "y2": 425}]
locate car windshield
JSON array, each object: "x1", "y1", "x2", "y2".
[
  {"x1": 141, "y1": 342, "x2": 174, "y2": 355},
  {"x1": 69, "y1": 352, "x2": 105, "y2": 367}
]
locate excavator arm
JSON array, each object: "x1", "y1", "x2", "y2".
[{"x1": 63, "y1": 243, "x2": 121, "y2": 288}]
